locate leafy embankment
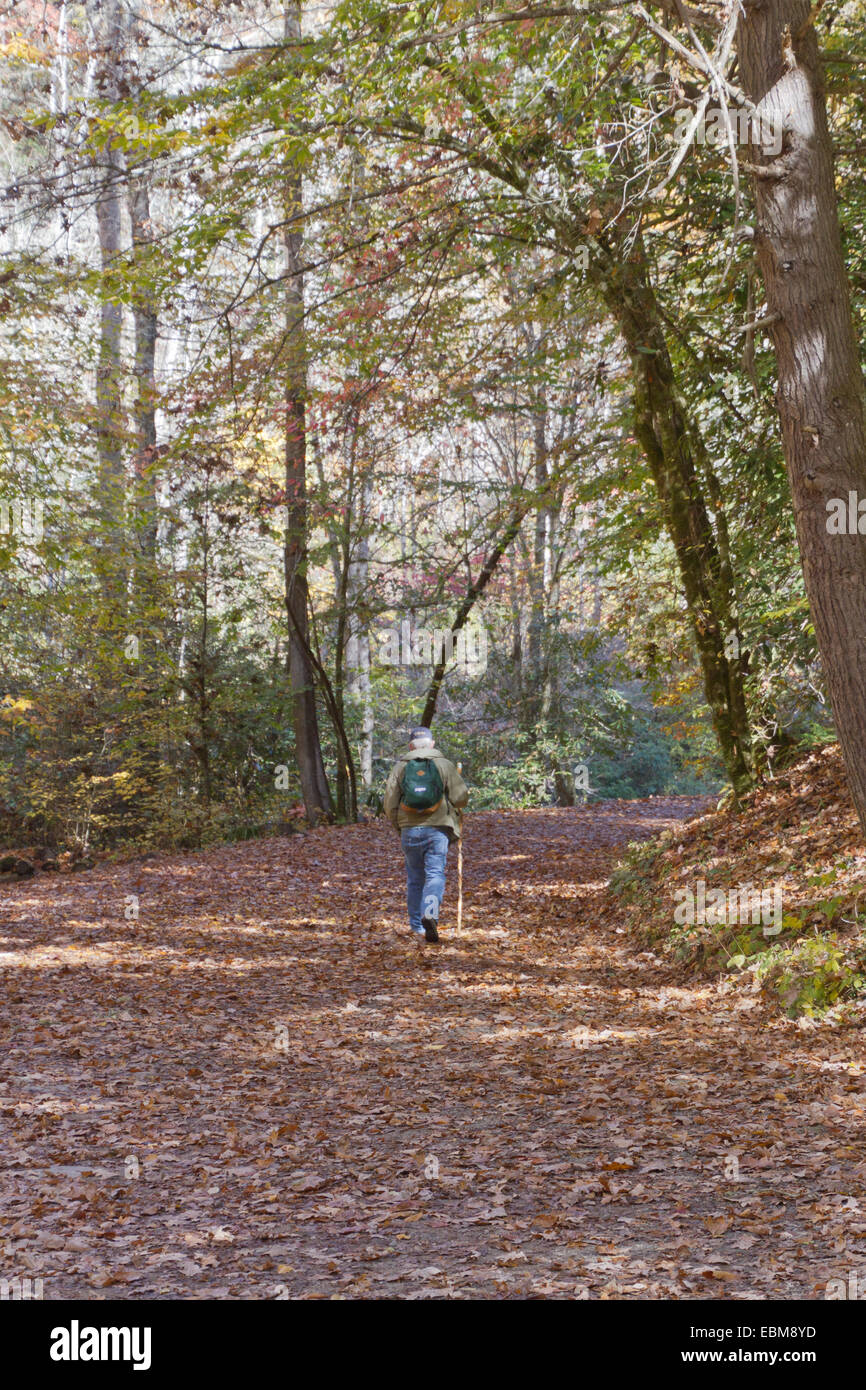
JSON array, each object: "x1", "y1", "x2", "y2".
[{"x1": 606, "y1": 745, "x2": 866, "y2": 1022}]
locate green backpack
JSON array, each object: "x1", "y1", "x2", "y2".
[{"x1": 400, "y1": 756, "x2": 445, "y2": 813}]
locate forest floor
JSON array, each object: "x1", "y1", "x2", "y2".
[{"x1": 3, "y1": 793, "x2": 866, "y2": 1300}]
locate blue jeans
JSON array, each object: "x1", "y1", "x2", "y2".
[{"x1": 401, "y1": 825, "x2": 449, "y2": 933}]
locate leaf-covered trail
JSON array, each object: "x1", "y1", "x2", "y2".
[{"x1": 3, "y1": 800, "x2": 866, "y2": 1300}]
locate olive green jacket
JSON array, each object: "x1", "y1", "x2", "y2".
[{"x1": 384, "y1": 746, "x2": 468, "y2": 839}]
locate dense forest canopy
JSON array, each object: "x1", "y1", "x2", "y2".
[{"x1": 2, "y1": 0, "x2": 865, "y2": 849}]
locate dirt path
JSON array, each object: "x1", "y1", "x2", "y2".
[{"x1": 2, "y1": 799, "x2": 865, "y2": 1300}]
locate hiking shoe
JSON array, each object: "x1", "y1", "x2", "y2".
[{"x1": 422, "y1": 915, "x2": 440, "y2": 943}]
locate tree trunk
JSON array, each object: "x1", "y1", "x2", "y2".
[
  {"x1": 421, "y1": 501, "x2": 528, "y2": 728},
  {"x1": 526, "y1": 400, "x2": 548, "y2": 724},
  {"x1": 127, "y1": 163, "x2": 163, "y2": 787},
  {"x1": 89, "y1": 0, "x2": 126, "y2": 606},
  {"x1": 282, "y1": 0, "x2": 333, "y2": 825},
  {"x1": 130, "y1": 176, "x2": 158, "y2": 587},
  {"x1": 598, "y1": 236, "x2": 756, "y2": 802},
  {"x1": 737, "y1": 0, "x2": 866, "y2": 834},
  {"x1": 346, "y1": 463, "x2": 374, "y2": 790}
]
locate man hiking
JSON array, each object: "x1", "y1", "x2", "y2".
[{"x1": 384, "y1": 727, "x2": 468, "y2": 943}]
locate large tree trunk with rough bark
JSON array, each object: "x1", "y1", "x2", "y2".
[{"x1": 737, "y1": 0, "x2": 866, "y2": 834}]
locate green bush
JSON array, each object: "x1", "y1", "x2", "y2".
[{"x1": 753, "y1": 934, "x2": 864, "y2": 1018}]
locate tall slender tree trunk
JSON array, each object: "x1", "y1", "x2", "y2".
[
  {"x1": 89, "y1": 0, "x2": 126, "y2": 608},
  {"x1": 130, "y1": 176, "x2": 158, "y2": 586},
  {"x1": 421, "y1": 500, "x2": 529, "y2": 727},
  {"x1": 127, "y1": 0, "x2": 158, "y2": 586},
  {"x1": 507, "y1": 550, "x2": 525, "y2": 709},
  {"x1": 526, "y1": 399, "x2": 548, "y2": 722},
  {"x1": 127, "y1": 166, "x2": 163, "y2": 792},
  {"x1": 282, "y1": 0, "x2": 332, "y2": 824},
  {"x1": 737, "y1": 0, "x2": 866, "y2": 834},
  {"x1": 346, "y1": 462, "x2": 374, "y2": 790},
  {"x1": 596, "y1": 236, "x2": 756, "y2": 802}
]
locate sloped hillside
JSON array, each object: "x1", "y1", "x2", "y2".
[{"x1": 605, "y1": 744, "x2": 866, "y2": 1022}]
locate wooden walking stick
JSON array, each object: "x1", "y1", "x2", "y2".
[
  {"x1": 457, "y1": 831, "x2": 463, "y2": 936},
  {"x1": 456, "y1": 762, "x2": 464, "y2": 937}
]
